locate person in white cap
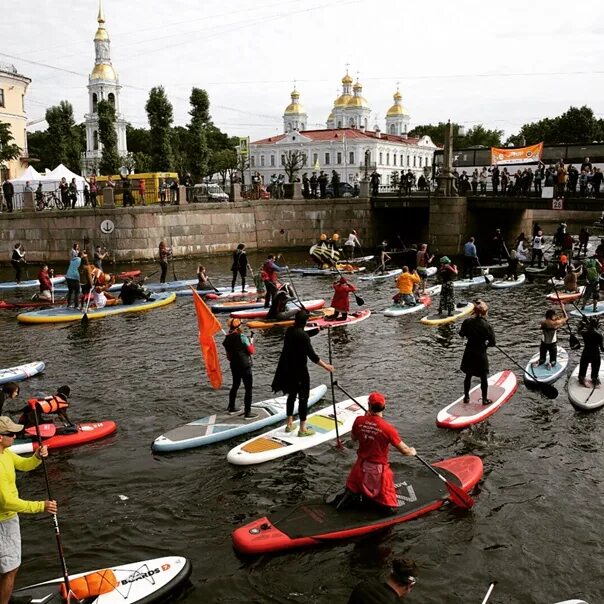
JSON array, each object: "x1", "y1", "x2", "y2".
[{"x1": 0, "y1": 416, "x2": 55, "y2": 603}]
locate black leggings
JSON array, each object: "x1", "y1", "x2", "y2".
[
  {"x1": 159, "y1": 260, "x2": 168, "y2": 283},
  {"x1": 264, "y1": 280, "x2": 278, "y2": 308},
  {"x1": 11, "y1": 260, "x2": 22, "y2": 283},
  {"x1": 579, "y1": 352, "x2": 601, "y2": 381},
  {"x1": 285, "y1": 374, "x2": 310, "y2": 422},
  {"x1": 464, "y1": 372, "x2": 488, "y2": 400},
  {"x1": 231, "y1": 268, "x2": 246, "y2": 291},
  {"x1": 539, "y1": 342, "x2": 557, "y2": 365},
  {"x1": 66, "y1": 278, "x2": 81, "y2": 307},
  {"x1": 229, "y1": 365, "x2": 253, "y2": 414}
]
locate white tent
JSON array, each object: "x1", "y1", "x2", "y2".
[
  {"x1": 9, "y1": 166, "x2": 43, "y2": 193},
  {"x1": 46, "y1": 164, "x2": 86, "y2": 190}
]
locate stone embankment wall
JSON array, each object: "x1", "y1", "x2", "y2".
[{"x1": 0, "y1": 198, "x2": 375, "y2": 263}]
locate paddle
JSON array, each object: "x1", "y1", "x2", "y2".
[
  {"x1": 476, "y1": 257, "x2": 490, "y2": 285},
  {"x1": 333, "y1": 381, "x2": 474, "y2": 510},
  {"x1": 31, "y1": 403, "x2": 79, "y2": 603},
  {"x1": 327, "y1": 327, "x2": 343, "y2": 449},
  {"x1": 51, "y1": 271, "x2": 55, "y2": 304},
  {"x1": 481, "y1": 582, "x2": 497, "y2": 604},
  {"x1": 206, "y1": 276, "x2": 221, "y2": 294},
  {"x1": 281, "y1": 256, "x2": 308, "y2": 312},
  {"x1": 550, "y1": 277, "x2": 581, "y2": 350},
  {"x1": 332, "y1": 264, "x2": 365, "y2": 307},
  {"x1": 493, "y1": 344, "x2": 559, "y2": 399},
  {"x1": 81, "y1": 274, "x2": 98, "y2": 324}
]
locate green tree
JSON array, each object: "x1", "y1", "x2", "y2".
[
  {"x1": 145, "y1": 86, "x2": 174, "y2": 171},
  {"x1": 97, "y1": 99, "x2": 120, "y2": 175},
  {"x1": 188, "y1": 87, "x2": 210, "y2": 181},
  {"x1": 44, "y1": 101, "x2": 83, "y2": 171},
  {"x1": 210, "y1": 148, "x2": 238, "y2": 185},
  {"x1": 126, "y1": 124, "x2": 151, "y2": 155},
  {"x1": 171, "y1": 125, "x2": 189, "y2": 177},
  {"x1": 0, "y1": 122, "x2": 21, "y2": 169},
  {"x1": 408, "y1": 122, "x2": 503, "y2": 147},
  {"x1": 133, "y1": 151, "x2": 152, "y2": 173},
  {"x1": 27, "y1": 130, "x2": 51, "y2": 171}
]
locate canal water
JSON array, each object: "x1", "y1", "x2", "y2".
[{"x1": 1, "y1": 250, "x2": 602, "y2": 603}]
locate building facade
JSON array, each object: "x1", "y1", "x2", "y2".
[
  {"x1": 81, "y1": 1, "x2": 128, "y2": 176},
  {"x1": 0, "y1": 63, "x2": 31, "y2": 180},
  {"x1": 250, "y1": 72, "x2": 436, "y2": 187}
]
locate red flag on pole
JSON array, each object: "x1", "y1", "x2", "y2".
[{"x1": 190, "y1": 287, "x2": 223, "y2": 389}]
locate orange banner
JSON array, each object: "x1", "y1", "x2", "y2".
[
  {"x1": 491, "y1": 142, "x2": 543, "y2": 166},
  {"x1": 191, "y1": 288, "x2": 223, "y2": 389}
]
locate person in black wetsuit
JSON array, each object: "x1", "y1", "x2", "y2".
[
  {"x1": 459, "y1": 301, "x2": 496, "y2": 405},
  {"x1": 348, "y1": 558, "x2": 418, "y2": 603},
  {"x1": 222, "y1": 318, "x2": 256, "y2": 418},
  {"x1": 577, "y1": 317, "x2": 604, "y2": 386},
  {"x1": 271, "y1": 310, "x2": 334, "y2": 437},
  {"x1": 266, "y1": 284, "x2": 297, "y2": 321},
  {"x1": 231, "y1": 243, "x2": 248, "y2": 292},
  {"x1": 119, "y1": 278, "x2": 152, "y2": 305}
]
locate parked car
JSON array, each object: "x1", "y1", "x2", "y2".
[
  {"x1": 325, "y1": 182, "x2": 356, "y2": 198},
  {"x1": 192, "y1": 183, "x2": 230, "y2": 202}
]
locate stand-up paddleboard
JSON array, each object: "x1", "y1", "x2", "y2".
[
  {"x1": 152, "y1": 385, "x2": 328, "y2": 452},
  {"x1": 567, "y1": 365, "x2": 604, "y2": 411},
  {"x1": 436, "y1": 371, "x2": 518, "y2": 429},
  {"x1": 524, "y1": 347, "x2": 568, "y2": 385},
  {"x1": 10, "y1": 421, "x2": 117, "y2": 454},
  {"x1": 420, "y1": 302, "x2": 474, "y2": 326},
  {"x1": 305, "y1": 309, "x2": 371, "y2": 331},
  {"x1": 552, "y1": 600, "x2": 589, "y2": 604},
  {"x1": 383, "y1": 285, "x2": 441, "y2": 317},
  {"x1": 247, "y1": 309, "x2": 330, "y2": 330},
  {"x1": 358, "y1": 268, "x2": 402, "y2": 281},
  {"x1": 13, "y1": 556, "x2": 192, "y2": 604},
  {"x1": 211, "y1": 299, "x2": 263, "y2": 313},
  {"x1": 174, "y1": 286, "x2": 257, "y2": 298},
  {"x1": 0, "y1": 361, "x2": 45, "y2": 385},
  {"x1": 0, "y1": 299, "x2": 66, "y2": 310},
  {"x1": 290, "y1": 266, "x2": 366, "y2": 276},
  {"x1": 232, "y1": 455, "x2": 483, "y2": 554},
  {"x1": 0, "y1": 275, "x2": 65, "y2": 290},
  {"x1": 570, "y1": 302, "x2": 604, "y2": 318},
  {"x1": 424, "y1": 266, "x2": 437, "y2": 278},
  {"x1": 452, "y1": 274, "x2": 494, "y2": 288},
  {"x1": 492, "y1": 274, "x2": 526, "y2": 289},
  {"x1": 227, "y1": 395, "x2": 369, "y2": 465},
  {"x1": 480, "y1": 261, "x2": 508, "y2": 271},
  {"x1": 525, "y1": 265, "x2": 549, "y2": 274},
  {"x1": 17, "y1": 292, "x2": 176, "y2": 324},
  {"x1": 117, "y1": 270, "x2": 142, "y2": 279},
  {"x1": 231, "y1": 299, "x2": 325, "y2": 319},
  {"x1": 346, "y1": 255, "x2": 374, "y2": 264},
  {"x1": 145, "y1": 278, "x2": 198, "y2": 292},
  {"x1": 546, "y1": 286, "x2": 585, "y2": 303}
]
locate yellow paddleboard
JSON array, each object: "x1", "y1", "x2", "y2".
[{"x1": 420, "y1": 303, "x2": 475, "y2": 326}]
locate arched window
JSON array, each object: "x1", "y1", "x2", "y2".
[
  {"x1": 390, "y1": 124, "x2": 396, "y2": 135},
  {"x1": 92, "y1": 93, "x2": 98, "y2": 112},
  {"x1": 108, "y1": 93, "x2": 115, "y2": 107},
  {"x1": 349, "y1": 118, "x2": 355, "y2": 127},
  {"x1": 364, "y1": 118, "x2": 368, "y2": 129},
  {"x1": 93, "y1": 130, "x2": 99, "y2": 150},
  {"x1": 337, "y1": 120, "x2": 342, "y2": 129}
]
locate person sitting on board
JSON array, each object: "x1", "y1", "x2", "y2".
[
  {"x1": 196, "y1": 265, "x2": 214, "y2": 292},
  {"x1": 459, "y1": 301, "x2": 496, "y2": 405},
  {"x1": 0, "y1": 416, "x2": 55, "y2": 604},
  {"x1": 577, "y1": 317, "x2": 604, "y2": 387},
  {"x1": 91, "y1": 283, "x2": 109, "y2": 309},
  {"x1": 462, "y1": 236, "x2": 478, "y2": 280},
  {"x1": 376, "y1": 240, "x2": 391, "y2": 275},
  {"x1": 36, "y1": 264, "x2": 54, "y2": 301},
  {"x1": 260, "y1": 254, "x2": 286, "y2": 308},
  {"x1": 437, "y1": 256, "x2": 458, "y2": 316},
  {"x1": 536, "y1": 309, "x2": 568, "y2": 369},
  {"x1": 563, "y1": 263, "x2": 582, "y2": 293},
  {"x1": 271, "y1": 310, "x2": 334, "y2": 437},
  {"x1": 222, "y1": 318, "x2": 257, "y2": 419},
  {"x1": 327, "y1": 276, "x2": 357, "y2": 321},
  {"x1": 394, "y1": 266, "x2": 420, "y2": 307},
  {"x1": 416, "y1": 243, "x2": 434, "y2": 293},
  {"x1": 0, "y1": 382, "x2": 19, "y2": 416},
  {"x1": 505, "y1": 250, "x2": 521, "y2": 281},
  {"x1": 516, "y1": 238, "x2": 530, "y2": 263},
  {"x1": 581, "y1": 258, "x2": 602, "y2": 312},
  {"x1": 348, "y1": 558, "x2": 418, "y2": 604},
  {"x1": 18, "y1": 386, "x2": 75, "y2": 432},
  {"x1": 119, "y1": 278, "x2": 152, "y2": 305},
  {"x1": 266, "y1": 283, "x2": 298, "y2": 321},
  {"x1": 343, "y1": 392, "x2": 416, "y2": 513}
]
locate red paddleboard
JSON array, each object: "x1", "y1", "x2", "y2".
[
  {"x1": 545, "y1": 286, "x2": 585, "y2": 303},
  {"x1": 232, "y1": 455, "x2": 483, "y2": 555},
  {"x1": 117, "y1": 270, "x2": 142, "y2": 279},
  {"x1": 9, "y1": 421, "x2": 117, "y2": 455},
  {"x1": 436, "y1": 370, "x2": 518, "y2": 429},
  {"x1": 304, "y1": 309, "x2": 371, "y2": 331},
  {"x1": 231, "y1": 299, "x2": 326, "y2": 319}
]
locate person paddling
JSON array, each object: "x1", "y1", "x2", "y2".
[
  {"x1": 577, "y1": 317, "x2": 604, "y2": 387},
  {"x1": 266, "y1": 284, "x2": 298, "y2": 321},
  {"x1": 231, "y1": 243, "x2": 248, "y2": 292},
  {"x1": 343, "y1": 392, "x2": 416, "y2": 512},
  {"x1": 272, "y1": 310, "x2": 334, "y2": 437},
  {"x1": 260, "y1": 254, "x2": 286, "y2": 308},
  {"x1": 196, "y1": 265, "x2": 213, "y2": 292},
  {"x1": 376, "y1": 240, "x2": 391, "y2": 275},
  {"x1": 328, "y1": 276, "x2": 357, "y2": 321},
  {"x1": 437, "y1": 256, "x2": 458, "y2": 316},
  {"x1": 0, "y1": 416, "x2": 56, "y2": 604},
  {"x1": 505, "y1": 250, "x2": 521, "y2": 281},
  {"x1": 37, "y1": 264, "x2": 54, "y2": 301},
  {"x1": 581, "y1": 258, "x2": 602, "y2": 312},
  {"x1": 158, "y1": 241, "x2": 172, "y2": 284},
  {"x1": 348, "y1": 559, "x2": 418, "y2": 603},
  {"x1": 10, "y1": 243, "x2": 26, "y2": 284},
  {"x1": 459, "y1": 301, "x2": 496, "y2": 405},
  {"x1": 536, "y1": 308, "x2": 568, "y2": 369}
]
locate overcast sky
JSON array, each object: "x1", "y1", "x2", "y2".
[{"x1": 2, "y1": 0, "x2": 603, "y2": 141}]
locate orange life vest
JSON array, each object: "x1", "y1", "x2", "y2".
[{"x1": 29, "y1": 395, "x2": 69, "y2": 413}]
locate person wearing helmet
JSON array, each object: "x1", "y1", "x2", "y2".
[
  {"x1": 222, "y1": 318, "x2": 256, "y2": 418},
  {"x1": 459, "y1": 301, "x2": 496, "y2": 405},
  {"x1": 577, "y1": 317, "x2": 604, "y2": 387},
  {"x1": 343, "y1": 392, "x2": 416, "y2": 511}
]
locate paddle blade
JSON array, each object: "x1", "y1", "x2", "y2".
[
  {"x1": 569, "y1": 334, "x2": 581, "y2": 350},
  {"x1": 526, "y1": 379, "x2": 559, "y2": 399},
  {"x1": 81, "y1": 312, "x2": 89, "y2": 324},
  {"x1": 445, "y1": 481, "x2": 475, "y2": 509},
  {"x1": 354, "y1": 294, "x2": 365, "y2": 306}
]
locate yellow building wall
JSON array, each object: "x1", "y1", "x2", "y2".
[{"x1": 0, "y1": 68, "x2": 31, "y2": 180}]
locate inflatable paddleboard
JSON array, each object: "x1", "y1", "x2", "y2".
[
  {"x1": 452, "y1": 274, "x2": 494, "y2": 288},
  {"x1": 0, "y1": 275, "x2": 65, "y2": 291},
  {"x1": 567, "y1": 365, "x2": 604, "y2": 411},
  {"x1": 145, "y1": 278, "x2": 199, "y2": 291},
  {"x1": 10, "y1": 421, "x2": 117, "y2": 454},
  {"x1": 230, "y1": 299, "x2": 325, "y2": 319},
  {"x1": 358, "y1": 268, "x2": 402, "y2": 281},
  {"x1": 291, "y1": 266, "x2": 366, "y2": 276},
  {"x1": 570, "y1": 302, "x2": 604, "y2": 318},
  {"x1": 13, "y1": 556, "x2": 191, "y2": 604},
  {"x1": 304, "y1": 309, "x2": 371, "y2": 331},
  {"x1": 152, "y1": 385, "x2": 328, "y2": 452},
  {"x1": 524, "y1": 347, "x2": 568, "y2": 385},
  {"x1": 436, "y1": 370, "x2": 518, "y2": 429},
  {"x1": 346, "y1": 255, "x2": 374, "y2": 263},
  {"x1": 492, "y1": 274, "x2": 526, "y2": 289},
  {"x1": 383, "y1": 285, "x2": 441, "y2": 317},
  {"x1": 525, "y1": 266, "x2": 549, "y2": 274},
  {"x1": 425, "y1": 266, "x2": 437, "y2": 278},
  {"x1": 420, "y1": 302, "x2": 475, "y2": 326},
  {"x1": 227, "y1": 395, "x2": 369, "y2": 465},
  {"x1": 546, "y1": 286, "x2": 585, "y2": 303},
  {"x1": 0, "y1": 361, "x2": 45, "y2": 385},
  {"x1": 247, "y1": 309, "x2": 330, "y2": 330},
  {"x1": 232, "y1": 455, "x2": 483, "y2": 554},
  {"x1": 17, "y1": 292, "x2": 175, "y2": 324},
  {"x1": 117, "y1": 270, "x2": 142, "y2": 279},
  {"x1": 174, "y1": 286, "x2": 257, "y2": 298}
]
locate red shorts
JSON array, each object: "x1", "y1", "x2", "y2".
[{"x1": 346, "y1": 459, "x2": 398, "y2": 508}]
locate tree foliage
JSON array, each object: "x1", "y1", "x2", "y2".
[
  {"x1": 210, "y1": 148, "x2": 238, "y2": 185},
  {"x1": 187, "y1": 87, "x2": 211, "y2": 181},
  {"x1": 97, "y1": 99, "x2": 120, "y2": 175},
  {"x1": 408, "y1": 122, "x2": 503, "y2": 148},
  {"x1": 145, "y1": 86, "x2": 174, "y2": 171},
  {"x1": 43, "y1": 101, "x2": 83, "y2": 171},
  {"x1": 0, "y1": 121, "x2": 21, "y2": 168}
]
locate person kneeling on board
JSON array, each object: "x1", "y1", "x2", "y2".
[
  {"x1": 348, "y1": 558, "x2": 418, "y2": 604},
  {"x1": 459, "y1": 301, "x2": 496, "y2": 405},
  {"x1": 327, "y1": 276, "x2": 357, "y2": 320},
  {"x1": 563, "y1": 262, "x2": 582, "y2": 293},
  {"x1": 394, "y1": 266, "x2": 420, "y2": 307},
  {"x1": 536, "y1": 309, "x2": 567, "y2": 369},
  {"x1": 35, "y1": 264, "x2": 54, "y2": 301},
  {"x1": 119, "y1": 278, "x2": 152, "y2": 305},
  {"x1": 266, "y1": 284, "x2": 298, "y2": 321},
  {"x1": 18, "y1": 386, "x2": 76, "y2": 433},
  {"x1": 341, "y1": 392, "x2": 416, "y2": 513},
  {"x1": 222, "y1": 318, "x2": 256, "y2": 418},
  {"x1": 577, "y1": 317, "x2": 604, "y2": 387}
]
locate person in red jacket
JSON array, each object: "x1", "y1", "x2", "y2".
[
  {"x1": 344, "y1": 392, "x2": 416, "y2": 511},
  {"x1": 328, "y1": 276, "x2": 357, "y2": 321},
  {"x1": 37, "y1": 264, "x2": 54, "y2": 301}
]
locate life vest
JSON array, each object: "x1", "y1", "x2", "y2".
[
  {"x1": 60, "y1": 569, "x2": 118, "y2": 600},
  {"x1": 29, "y1": 395, "x2": 69, "y2": 413}
]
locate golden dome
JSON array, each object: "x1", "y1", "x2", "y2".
[
  {"x1": 393, "y1": 90, "x2": 402, "y2": 101},
  {"x1": 347, "y1": 95, "x2": 369, "y2": 108},
  {"x1": 91, "y1": 63, "x2": 117, "y2": 81},
  {"x1": 353, "y1": 81, "x2": 362, "y2": 92},
  {"x1": 284, "y1": 102, "x2": 305, "y2": 115},
  {"x1": 386, "y1": 104, "x2": 408, "y2": 117},
  {"x1": 334, "y1": 94, "x2": 352, "y2": 107},
  {"x1": 341, "y1": 73, "x2": 353, "y2": 85}
]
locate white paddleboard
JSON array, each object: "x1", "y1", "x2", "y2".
[
  {"x1": 383, "y1": 286, "x2": 440, "y2": 317},
  {"x1": 452, "y1": 274, "x2": 494, "y2": 288},
  {"x1": 567, "y1": 364, "x2": 604, "y2": 411},
  {"x1": 492, "y1": 274, "x2": 526, "y2": 289},
  {"x1": 0, "y1": 360, "x2": 45, "y2": 385},
  {"x1": 436, "y1": 371, "x2": 518, "y2": 429},
  {"x1": 570, "y1": 302, "x2": 604, "y2": 318},
  {"x1": 0, "y1": 276, "x2": 65, "y2": 290},
  {"x1": 346, "y1": 255, "x2": 374, "y2": 263},
  {"x1": 227, "y1": 395, "x2": 369, "y2": 465},
  {"x1": 358, "y1": 268, "x2": 402, "y2": 281},
  {"x1": 524, "y1": 347, "x2": 568, "y2": 384}
]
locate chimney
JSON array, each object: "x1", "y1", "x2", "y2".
[
  {"x1": 375, "y1": 126, "x2": 381, "y2": 139},
  {"x1": 360, "y1": 124, "x2": 365, "y2": 132}
]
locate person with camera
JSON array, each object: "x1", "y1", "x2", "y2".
[{"x1": 93, "y1": 245, "x2": 109, "y2": 271}]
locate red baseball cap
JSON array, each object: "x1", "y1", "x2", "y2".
[{"x1": 369, "y1": 392, "x2": 386, "y2": 409}]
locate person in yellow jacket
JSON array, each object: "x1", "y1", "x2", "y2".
[
  {"x1": 0, "y1": 416, "x2": 55, "y2": 604},
  {"x1": 395, "y1": 266, "x2": 420, "y2": 306}
]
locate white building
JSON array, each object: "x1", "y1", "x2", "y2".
[
  {"x1": 250, "y1": 72, "x2": 437, "y2": 186},
  {"x1": 81, "y1": 1, "x2": 128, "y2": 176}
]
